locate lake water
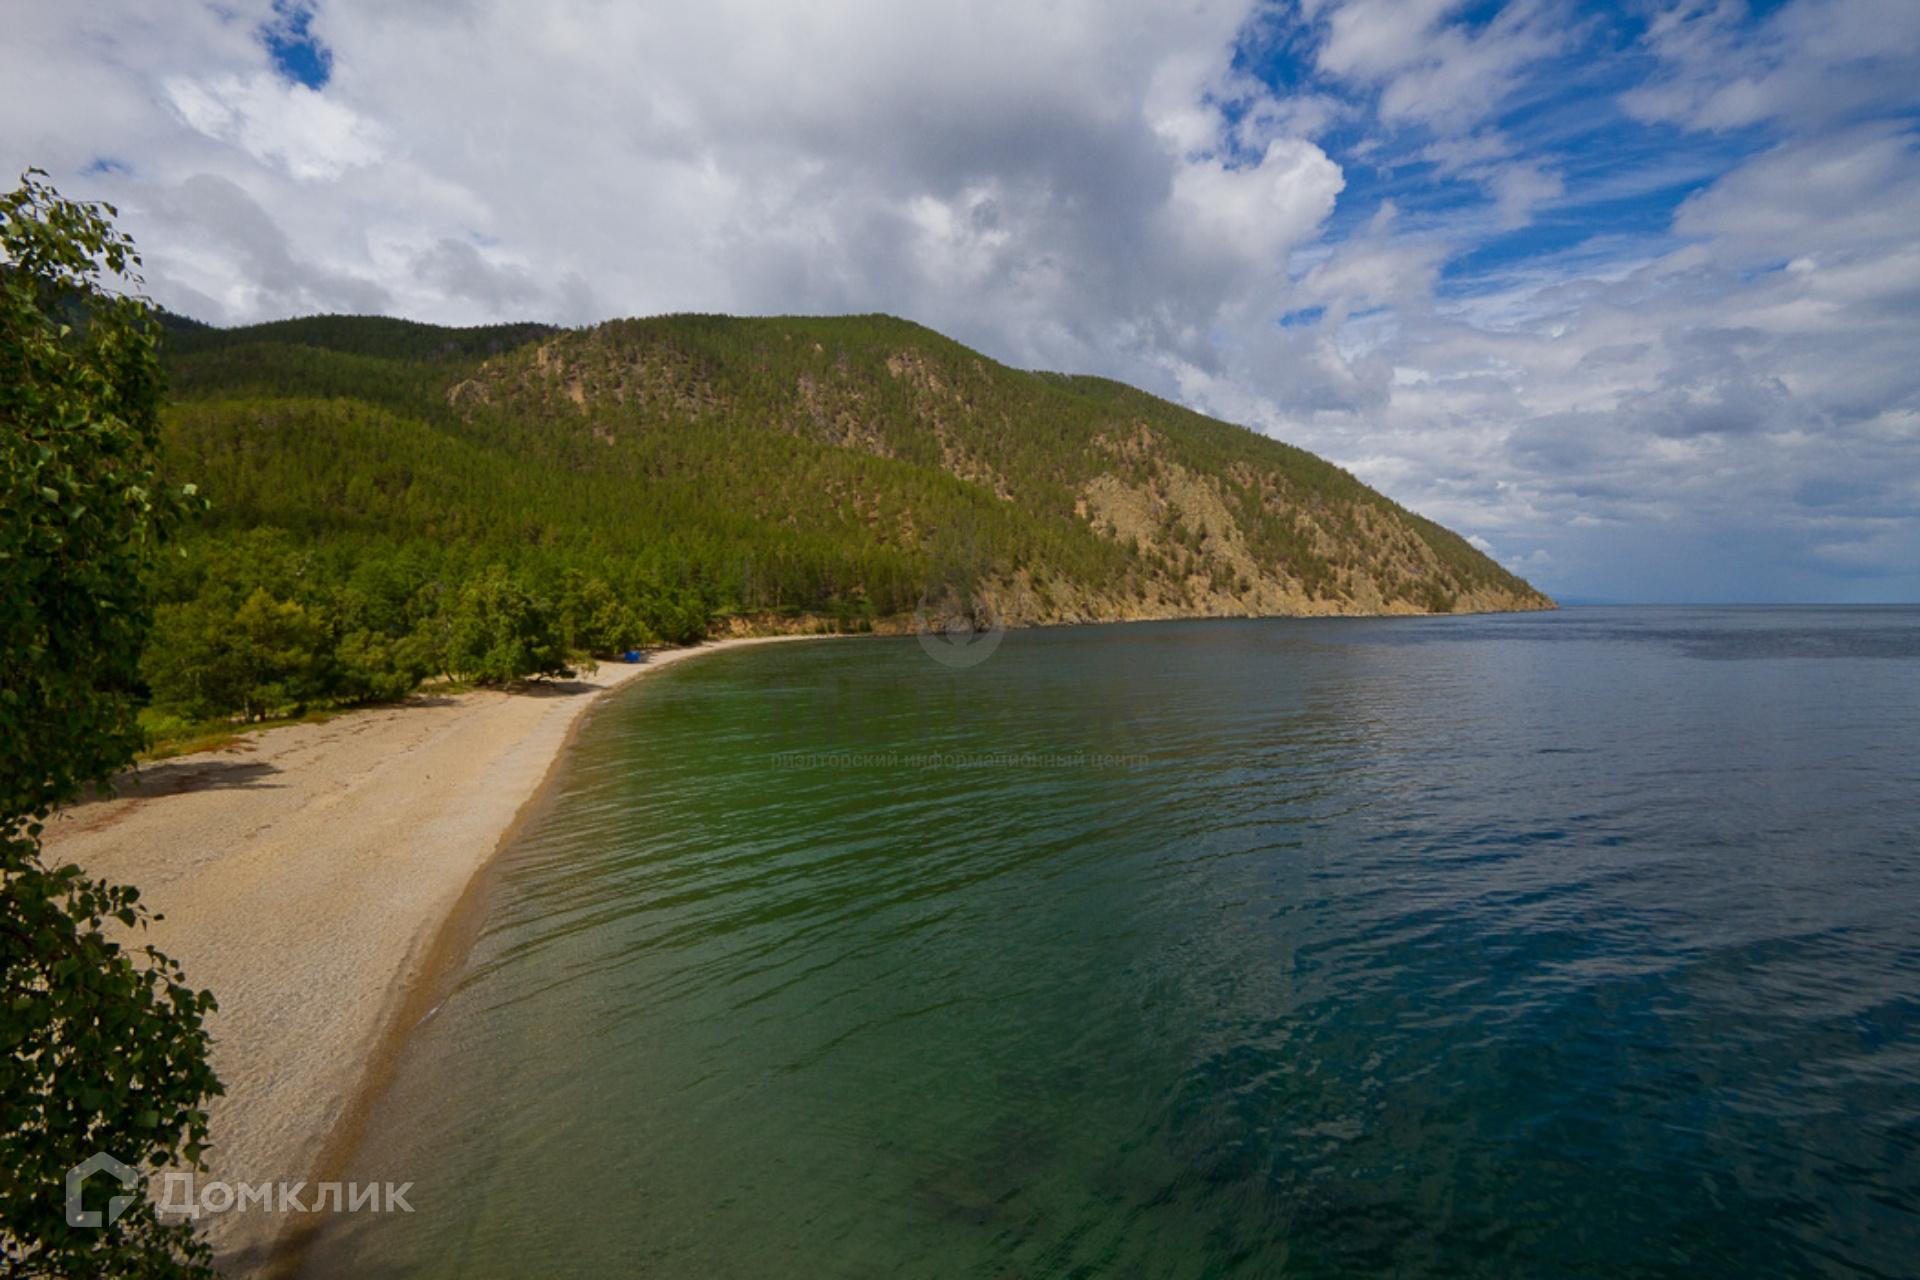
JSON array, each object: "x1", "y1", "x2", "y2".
[{"x1": 303, "y1": 608, "x2": 1920, "y2": 1278}]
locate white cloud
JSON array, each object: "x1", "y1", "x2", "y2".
[
  {"x1": 1626, "y1": 0, "x2": 1920, "y2": 132},
  {"x1": 166, "y1": 72, "x2": 384, "y2": 181},
  {"x1": 1313, "y1": 0, "x2": 1463, "y2": 82},
  {"x1": 142, "y1": 172, "x2": 390, "y2": 320},
  {"x1": 1169, "y1": 139, "x2": 1345, "y2": 266},
  {"x1": 1313, "y1": 0, "x2": 1566, "y2": 132},
  {"x1": 1486, "y1": 163, "x2": 1564, "y2": 229}
]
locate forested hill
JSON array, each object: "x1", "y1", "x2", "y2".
[{"x1": 156, "y1": 310, "x2": 1551, "y2": 636}]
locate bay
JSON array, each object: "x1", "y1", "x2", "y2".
[{"x1": 304, "y1": 607, "x2": 1920, "y2": 1278}]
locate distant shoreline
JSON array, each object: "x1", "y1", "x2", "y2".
[{"x1": 41, "y1": 635, "x2": 826, "y2": 1278}]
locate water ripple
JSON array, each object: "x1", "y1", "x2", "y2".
[{"x1": 310, "y1": 608, "x2": 1920, "y2": 1280}]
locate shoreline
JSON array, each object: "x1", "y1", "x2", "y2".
[{"x1": 41, "y1": 635, "x2": 824, "y2": 1277}]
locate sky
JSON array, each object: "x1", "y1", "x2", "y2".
[{"x1": 5, "y1": 0, "x2": 1918, "y2": 604}]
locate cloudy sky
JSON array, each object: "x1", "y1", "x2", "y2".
[{"x1": 6, "y1": 0, "x2": 1917, "y2": 602}]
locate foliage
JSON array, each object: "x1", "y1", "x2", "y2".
[
  {"x1": 133, "y1": 269, "x2": 1549, "y2": 726},
  {"x1": 2, "y1": 177, "x2": 173, "y2": 821},
  {"x1": 135, "y1": 530, "x2": 676, "y2": 717},
  {"x1": 138, "y1": 531, "x2": 444, "y2": 722},
  {"x1": 556, "y1": 570, "x2": 649, "y2": 657},
  {"x1": 444, "y1": 566, "x2": 572, "y2": 684},
  {"x1": 0, "y1": 862, "x2": 221, "y2": 1279},
  {"x1": 152, "y1": 309, "x2": 1549, "y2": 643},
  {"x1": 1, "y1": 172, "x2": 220, "y2": 1277},
  {"x1": 141, "y1": 589, "x2": 330, "y2": 722}
]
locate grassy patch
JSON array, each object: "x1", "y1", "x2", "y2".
[{"x1": 134, "y1": 687, "x2": 479, "y2": 762}]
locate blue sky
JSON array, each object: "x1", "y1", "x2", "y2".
[
  {"x1": 1244, "y1": 2, "x2": 1798, "y2": 308},
  {"x1": 5, "y1": 0, "x2": 1918, "y2": 603},
  {"x1": 260, "y1": 1, "x2": 333, "y2": 92}
]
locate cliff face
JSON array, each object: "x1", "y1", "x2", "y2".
[{"x1": 450, "y1": 315, "x2": 1553, "y2": 620}]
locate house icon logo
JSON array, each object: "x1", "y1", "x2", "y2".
[
  {"x1": 65, "y1": 1152, "x2": 137, "y2": 1228},
  {"x1": 913, "y1": 602, "x2": 1005, "y2": 669},
  {"x1": 913, "y1": 522, "x2": 1006, "y2": 670}
]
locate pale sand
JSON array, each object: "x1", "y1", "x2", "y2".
[{"x1": 40, "y1": 636, "x2": 816, "y2": 1275}]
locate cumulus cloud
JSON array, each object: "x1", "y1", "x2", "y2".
[
  {"x1": 1170, "y1": 139, "x2": 1345, "y2": 265},
  {"x1": 166, "y1": 72, "x2": 384, "y2": 180},
  {"x1": 1, "y1": 0, "x2": 1916, "y2": 601},
  {"x1": 142, "y1": 172, "x2": 391, "y2": 321}
]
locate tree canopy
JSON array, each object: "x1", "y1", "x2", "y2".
[
  {"x1": 1, "y1": 172, "x2": 222, "y2": 1278},
  {"x1": 152, "y1": 307, "x2": 1550, "y2": 655}
]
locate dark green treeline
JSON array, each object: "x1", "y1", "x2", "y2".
[{"x1": 145, "y1": 310, "x2": 1548, "y2": 726}]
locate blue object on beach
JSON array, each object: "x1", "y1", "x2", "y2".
[{"x1": 620, "y1": 650, "x2": 642, "y2": 663}]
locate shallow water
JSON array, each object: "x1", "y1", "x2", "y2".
[{"x1": 305, "y1": 608, "x2": 1920, "y2": 1278}]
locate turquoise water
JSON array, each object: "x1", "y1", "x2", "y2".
[{"x1": 304, "y1": 608, "x2": 1920, "y2": 1278}]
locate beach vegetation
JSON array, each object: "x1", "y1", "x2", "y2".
[
  {"x1": 1, "y1": 172, "x2": 221, "y2": 1279},
  {"x1": 444, "y1": 565, "x2": 572, "y2": 684}
]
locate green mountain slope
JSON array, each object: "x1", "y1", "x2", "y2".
[{"x1": 158, "y1": 311, "x2": 1551, "y2": 626}]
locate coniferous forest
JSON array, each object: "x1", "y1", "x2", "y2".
[{"x1": 141, "y1": 310, "x2": 1551, "y2": 733}]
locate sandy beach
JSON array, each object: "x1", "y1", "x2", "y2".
[{"x1": 40, "y1": 636, "x2": 811, "y2": 1276}]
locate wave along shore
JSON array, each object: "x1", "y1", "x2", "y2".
[{"x1": 42, "y1": 637, "x2": 817, "y2": 1277}]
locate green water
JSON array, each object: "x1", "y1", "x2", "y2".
[{"x1": 304, "y1": 611, "x2": 1920, "y2": 1278}]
